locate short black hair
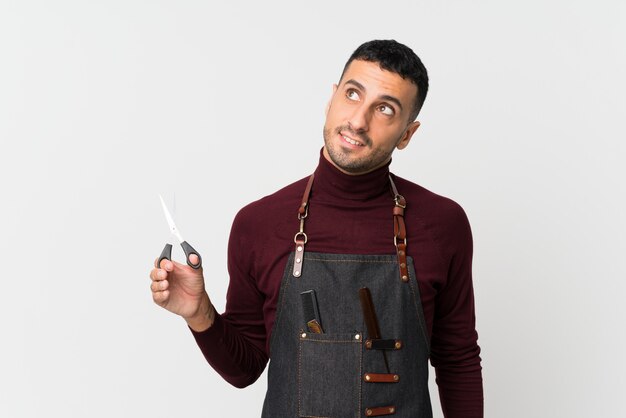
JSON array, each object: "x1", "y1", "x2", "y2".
[{"x1": 340, "y1": 39, "x2": 429, "y2": 121}]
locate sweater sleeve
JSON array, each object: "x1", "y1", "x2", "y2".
[
  {"x1": 189, "y1": 208, "x2": 269, "y2": 388},
  {"x1": 430, "y1": 204, "x2": 483, "y2": 417}
]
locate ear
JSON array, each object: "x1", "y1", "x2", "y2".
[
  {"x1": 396, "y1": 121, "x2": 421, "y2": 150},
  {"x1": 325, "y1": 83, "x2": 338, "y2": 116}
]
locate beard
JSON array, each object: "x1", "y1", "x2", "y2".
[{"x1": 323, "y1": 124, "x2": 399, "y2": 174}]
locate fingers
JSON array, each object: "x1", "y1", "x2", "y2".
[
  {"x1": 154, "y1": 257, "x2": 173, "y2": 271},
  {"x1": 151, "y1": 279, "x2": 169, "y2": 292},
  {"x1": 150, "y1": 255, "x2": 193, "y2": 307},
  {"x1": 152, "y1": 289, "x2": 170, "y2": 304},
  {"x1": 150, "y1": 267, "x2": 167, "y2": 282},
  {"x1": 153, "y1": 256, "x2": 195, "y2": 272},
  {"x1": 150, "y1": 268, "x2": 169, "y2": 304},
  {"x1": 150, "y1": 258, "x2": 173, "y2": 305},
  {"x1": 150, "y1": 258, "x2": 173, "y2": 280}
]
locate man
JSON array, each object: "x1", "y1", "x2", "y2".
[{"x1": 149, "y1": 39, "x2": 483, "y2": 417}]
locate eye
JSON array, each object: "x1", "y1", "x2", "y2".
[
  {"x1": 346, "y1": 89, "x2": 360, "y2": 101},
  {"x1": 378, "y1": 104, "x2": 395, "y2": 116}
]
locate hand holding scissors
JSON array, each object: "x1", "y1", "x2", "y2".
[{"x1": 151, "y1": 195, "x2": 213, "y2": 331}]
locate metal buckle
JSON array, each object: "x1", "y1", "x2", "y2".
[
  {"x1": 298, "y1": 204, "x2": 309, "y2": 219},
  {"x1": 294, "y1": 231, "x2": 308, "y2": 244},
  {"x1": 394, "y1": 195, "x2": 406, "y2": 209},
  {"x1": 394, "y1": 236, "x2": 406, "y2": 246}
]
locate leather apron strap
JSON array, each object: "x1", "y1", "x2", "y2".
[
  {"x1": 389, "y1": 175, "x2": 409, "y2": 283},
  {"x1": 293, "y1": 173, "x2": 410, "y2": 282},
  {"x1": 292, "y1": 174, "x2": 315, "y2": 277}
]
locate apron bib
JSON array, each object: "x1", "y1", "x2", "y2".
[{"x1": 262, "y1": 175, "x2": 432, "y2": 418}]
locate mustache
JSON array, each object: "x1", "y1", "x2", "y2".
[{"x1": 335, "y1": 125, "x2": 372, "y2": 147}]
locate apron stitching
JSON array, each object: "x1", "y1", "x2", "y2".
[
  {"x1": 358, "y1": 338, "x2": 363, "y2": 418},
  {"x1": 304, "y1": 258, "x2": 397, "y2": 264},
  {"x1": 406, "y1": 264, "x2": 431, "y2": 353},
  {"x1": 298, "y1": 332, "x2": 302, "y2": 417}
]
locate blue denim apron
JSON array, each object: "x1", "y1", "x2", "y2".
[{"x1": 262, "y1": 175, "x2": 432, "y2": 417}]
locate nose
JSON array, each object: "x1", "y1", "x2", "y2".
[{"x1": 348, "y1": 104, "x2": 370, "y2": 132}]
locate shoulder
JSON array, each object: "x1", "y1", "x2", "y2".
[
  {"x1": 230, "y1": 176, "x2": 311, "y2": 236},
  {"x1": 392, "y1": 174, "x2": 472, "y2": 254},
  {"x1": 393, "y1": 174, "x2": 469, "y2": 221}
]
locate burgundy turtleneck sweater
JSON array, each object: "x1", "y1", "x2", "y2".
[{"x1": 191, "y1": 151, "x2": 483, "y2": 417}]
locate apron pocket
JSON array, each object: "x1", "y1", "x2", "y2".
[{"x1": 298, "y1": 331, "x2": 362, "y2": 418}]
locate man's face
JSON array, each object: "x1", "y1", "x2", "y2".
[{"x1": 323, "y1": 59, "x2": 421, "y2": 175}]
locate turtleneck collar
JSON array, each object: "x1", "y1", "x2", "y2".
[{"x1": 312, "y1": 148, "x2": 392, "y2": 201}]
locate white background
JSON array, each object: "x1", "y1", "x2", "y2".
[{"x1": 1, "y1": 1, "x2": 625, "y2": 417}]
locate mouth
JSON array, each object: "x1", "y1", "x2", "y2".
[{"x1": 339, "y1": 131, "x2": 365, "y2": 147}]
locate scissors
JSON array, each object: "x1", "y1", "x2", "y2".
[{"x1": 158, "y1": 194, "x2": 202, "y2": 269}]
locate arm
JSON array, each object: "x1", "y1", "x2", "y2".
[
  {"x1": 189, "y1": 209, "x2": 269, "y2": 388},
  {"x1": 430, "y1": 206, "x2": 483, "y2": 417}
]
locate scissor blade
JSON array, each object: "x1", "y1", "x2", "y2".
[{"x1": 159, "y1": 194, "x2": 184, "y2": 243}]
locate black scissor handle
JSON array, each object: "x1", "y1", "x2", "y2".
[
  {"x1": 181, "y1": 241, "x2": 202, "y2": 269},
  {"x1": 158, "y1": 243, "x2": 173, "y2": 268}
]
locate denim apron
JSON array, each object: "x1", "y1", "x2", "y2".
[{"x1": 262, "y1": 175, "x2": 432, "y2": 418}]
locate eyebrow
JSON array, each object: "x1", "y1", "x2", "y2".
[{"x1": 344, "y1": 79, "x2": 404, "y2": 112}]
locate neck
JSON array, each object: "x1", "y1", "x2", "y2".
[
  {"x1": 321, "y1": 147, "x2": 391, "y2": 176},
  {"x1": 313, "y1": 148, "x2": 392, "y2": 201}
]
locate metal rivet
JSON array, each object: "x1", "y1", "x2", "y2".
[
  {"x1": 297, "y1": 246, "x2": 303, "y2": 252},
  {"x1": 401, "y1": 275, "x2": 408, "y2": 282},
  {"x1": 365, "y1": 341, "x2": 372, "y2": 349},
  {"x1": 399, "y1": 250, "x2": 404, "y2": 256},
  {"x1": 296, "y1": 258, "x2": 301, "y2": 263},
  {"x1": 400, "y1": 262, "x2": 406, "y2": 268},
  {"x1": 301, "y1": 332, "x2": 307, "y2": 338},
  {"x1": 395, "y1": 341, "x2": 402, "y2": 349},
  {"x1": 366, "y1": 409, "x2": 373, "y2": 416},
  {"x1": 354, "y1": 333, "x2": 361, "y2": 340},
  {"x1": 394, "y1": 374, "x2": 399, "y2": 381},
  {"x1": 294, "y1": 271, "x2": 300, "y2": 277},
  {"x1": 365, "y1": 374, "x2": 371, "y2": 381},
  {"x1": 389, "y1": 407, "x2": 395, "y2": 413}
]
